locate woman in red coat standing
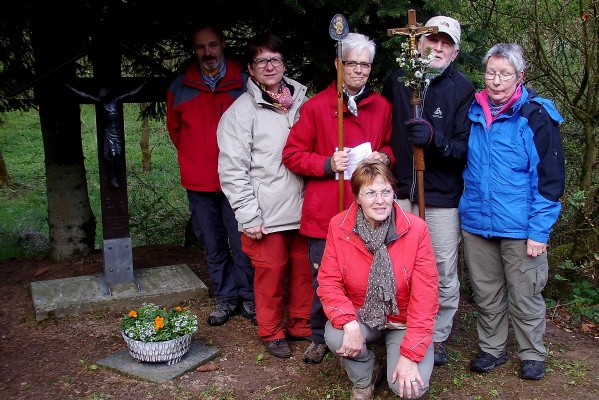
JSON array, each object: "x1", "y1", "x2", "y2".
[{"x1": 317, "y1": 160, "x2": 439, "y2": 399}]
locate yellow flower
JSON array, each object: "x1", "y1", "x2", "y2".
[
  {"x1": 128, "y1": 310, "x2": 137, "y2": 318},
  {"x1": 154, "y1": 316, "x2": 165, "y2": 331}
]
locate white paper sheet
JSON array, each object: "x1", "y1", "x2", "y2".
[{"x1": 336, "y1": 142, "x2": 372, "y2": 180}]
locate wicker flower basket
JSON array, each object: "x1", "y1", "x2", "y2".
[{"x1": 121, "y1": 331, "x2": 192, "y2": 365}]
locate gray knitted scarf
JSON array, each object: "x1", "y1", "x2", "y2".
[{"x1": 356, "y1": 207, "x2": 399, "y2": 329}]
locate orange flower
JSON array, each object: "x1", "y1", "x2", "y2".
[
  {"x1": 175, "y1": 307, "x2": 182, "y2": 312},
  {"x1": 128, "y1": 310, "x2": 137, "y2": 318},
  {"x1": 154, "y1": 316, "x2": 165, "y2": 331}
]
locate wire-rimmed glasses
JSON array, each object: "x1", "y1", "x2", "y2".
[
  {"x1": 359, "y1": 189, "x2": 394, "y2": 200},
  {"x1": 483, "y1": 71, "x2": 516, "y2": 81}
]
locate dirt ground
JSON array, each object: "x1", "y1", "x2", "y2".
[{"x1": 1, "y1": 244, "x2": 598, "y2": 400}]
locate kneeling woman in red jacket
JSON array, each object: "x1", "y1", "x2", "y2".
[{"x1": 317, "y1": 159, "x2": 439, "y2": 399}]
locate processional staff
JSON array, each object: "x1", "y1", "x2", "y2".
[
  {"x1": 387, "y1": 9, "x2": 437, "y2": 220},
  {"x1": 329, "y1": 14, "x2": 349, "y2": 212}
]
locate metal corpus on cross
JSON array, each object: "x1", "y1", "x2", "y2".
[{"x1": 387, "y1": 9, "x2": 437, "y2": 220}]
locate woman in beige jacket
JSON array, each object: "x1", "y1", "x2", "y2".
[{"x1": 217, "y1": 32, "x2": 312, "y2": 359}]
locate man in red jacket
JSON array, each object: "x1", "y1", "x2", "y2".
[{"x1": 166, "y1": 23, "x2": 254, "y2": 327}]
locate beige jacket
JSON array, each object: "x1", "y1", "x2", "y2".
[{"x1": 217, "y1": 77, "x2": 308, "y2": 233}]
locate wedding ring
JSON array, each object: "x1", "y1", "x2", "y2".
[{"x1": 411, "y1": 380, "x2": 417, "y2": 383}]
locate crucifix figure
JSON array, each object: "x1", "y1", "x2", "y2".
[
  {"x1": 66, "y1": 82, "x2": 146, "y2": 188},
  {"x1": 387, "y1": 10, "x2": 438, "y2": 57},
  {"x1": 387, "y1": 9, "x2": 437, "y2": 219}
]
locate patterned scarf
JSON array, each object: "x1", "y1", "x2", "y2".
[
  {"x1": 356, "y1": 206, "x2": 399, "y2": 329},
  {"x1": 343, "y1": 85, "x2": 365, "y2": 116},
  {"x1": 201, "y1": 60, "x2": 227, "y2": 91},
  {"x1": 256, "y1": 80, "x2": 294, "y2": 113},
  {"x1": 488, "y1": 99, "x2": 508, "y2": 116}
]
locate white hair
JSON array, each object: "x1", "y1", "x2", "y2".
[
  {"x1": 341, "y1": 33, "x2": 375, "y2": 63},
  {"x1": 483, "y1": 43, "x2": 526, "y2": 74}
]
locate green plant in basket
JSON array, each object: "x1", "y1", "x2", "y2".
[{"x1": 120, "y1": 303, "x2": 198, "y2": 342}]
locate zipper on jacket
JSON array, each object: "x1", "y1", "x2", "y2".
[{"x1": 409, "y1": 169, "x2": 417, "y2": 201}]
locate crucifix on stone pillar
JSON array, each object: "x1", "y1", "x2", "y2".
[
  {"x1": 66, "y1": 80, "x2": 149, "y2": 294},
  {"x1": 387, "y1": 9, "x2": 437, "y2": 219},
  {"x1": 12, "y1": 33, "x2": 176, "y2": 304}
]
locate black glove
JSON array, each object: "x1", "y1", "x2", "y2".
[
  {"x1": 405, "y1": 118, "x2": 434, "y2": 147},
  {"x1": 435, "y1": 133, "x2": 452, "y2": 156}
]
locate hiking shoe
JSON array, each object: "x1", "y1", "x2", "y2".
[
  {"x1": 264, "y1": 338, "x2": 292, "y2": 358},
  {"x1": 470, "y1": 351, "x2": 507, "y2": 373},
  {"x1": 303, "y1": 342, "x2": 329, "y2": 364},
  {"x1": 206, "y1": 298, "x2": 237, "y2": 326},
  {"x1": 350, "y1": 383, "x2": 374, "y2": 400},
  {"x1": 519, "y1": 360, "x2": 545, "y2": 380},
  {"x1": 350, "y1": 362, "x2": 382, "y2": 400},
  {"x1": 434, "y1": 341, "x2": 448, "y2": 366},
  {"x1": 239, "y1": 299, "x2": 257, "y2": 326}
]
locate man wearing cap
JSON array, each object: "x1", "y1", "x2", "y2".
[{"x1": 382, "y1": 15, "x2": 475, "y2": 367}]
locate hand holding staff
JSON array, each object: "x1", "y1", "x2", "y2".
[{"x1": 329, "y1": 14, "x2": 349, "y2": 212}]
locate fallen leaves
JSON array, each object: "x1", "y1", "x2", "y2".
[
  {"x1": 33, "y1": 267, "x2": 49, "y2": 277},
  {"x1": 581, "y1": 323, "x2": 595, "y2": 333},
  {"x1": 196, "y1": 364, "x2": 220, "y2": 372}
]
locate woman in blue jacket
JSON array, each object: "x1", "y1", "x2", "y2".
[{"x1": 458, "y1": 43, "x2": 565, "y2": 381}]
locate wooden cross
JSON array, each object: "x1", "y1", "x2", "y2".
[
  {"x1": 386, "y1": 9, "x2": 437, "y2": 220},
  {"x1": 387, "y1": 9, "x2": 437, "y2": 64}
]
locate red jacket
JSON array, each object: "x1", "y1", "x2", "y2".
[
  {"x1": 317, "y1": 202, "x2": 439, "y2": 362},
  {"x1": 282, "y1": 82, "x2": 394, "y2": 239},
  {"x1": 166, "y1": 59, "x2": 247, "y2": 192}
]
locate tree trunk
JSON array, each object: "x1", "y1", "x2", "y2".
[
  {"x1": 140, "y1": 102, "x2": 151, "y2": 172},
  {"x1": 579, "y1": 122, "x2": 598, "y2": 193},
  {"x1": 32, "y1": 8, "x2": 96, "y2": 261},
  {"x1": 565, "y1": 123, "x2": 598, "y2": 266},
  {"x1": 0, "y1": 145, "x2": 10, "y2": 186},
  {"x1": 39, "y1": 101, "x2": 96, "y2": 261}
]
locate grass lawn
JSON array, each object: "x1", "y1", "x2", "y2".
[{"x1": 0, "y1": 104, "x2": 188, "y2": 259}]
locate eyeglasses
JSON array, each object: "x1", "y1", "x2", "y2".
[
  {"x1": 342, "y1": 60, "x2": 372, "y2": 69},
  {"x1": 483, "y1": 71, "x2": 516, "y2": 81},
  {"x1": 253, "y1": 57, "x2": 284, "y2": 68},
  {"x1": 359, "y1": 189, "x2": 394, "y2": 200}
]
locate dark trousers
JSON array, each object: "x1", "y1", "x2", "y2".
[
  {"x1": 308, "y1": 238, "x2": 328, "y2": 344},
  {"x1": 187, "y1": 190, "x2": 254, "y2": 303}
]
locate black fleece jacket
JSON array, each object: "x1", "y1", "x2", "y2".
[{"x1": 382, "y1": 65, "x2": 475, "y2": 207}]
